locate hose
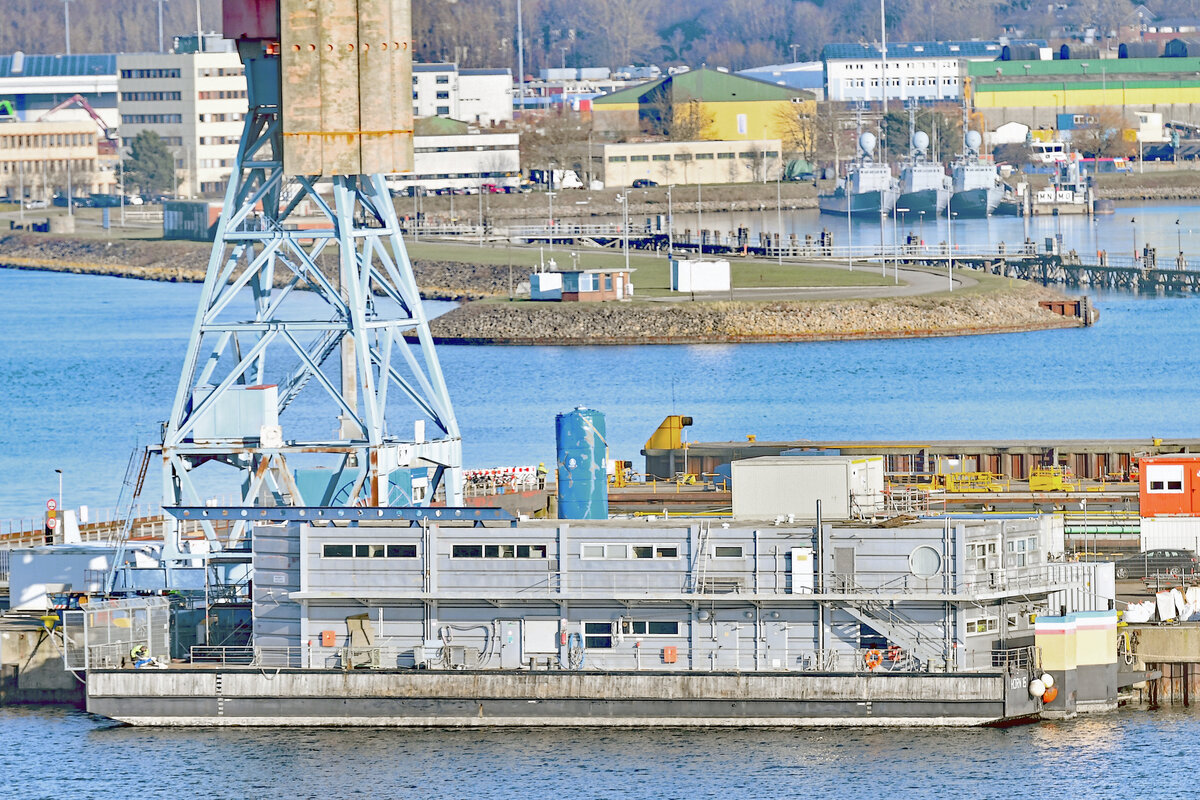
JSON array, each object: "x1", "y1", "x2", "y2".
[{"x1": 438, "y1": 623, "x2": 494, "y2": 668}]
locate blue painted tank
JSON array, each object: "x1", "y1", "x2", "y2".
[{"x1": 555, "y1": 407, "x2": 608, "y2": 519}]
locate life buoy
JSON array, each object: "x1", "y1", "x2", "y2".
[
  {"x1": 864, "y1": 649, "x2": 883, "y2": 670},
  {"x1": 886, "y1": 645, "x2": 902, "y2": 662}
]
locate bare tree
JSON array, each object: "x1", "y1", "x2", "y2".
[{"x1": 1073, "y1": 107, "x2": 1132, "y2": 158}]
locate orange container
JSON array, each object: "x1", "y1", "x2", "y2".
[
  {"x1": 662, "y1": 646, "x2": 677, "y2": 664},
  {"x1": 320, "y1": 629, "x2": 337, "y2": 647},
  {"x1": 1139, "y1": 455, "x2": 1200, "y2": 517}
]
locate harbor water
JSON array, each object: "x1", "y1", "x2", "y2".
[{"x1": 0, "y1": 704, "x2": 1193, "y2": 798}]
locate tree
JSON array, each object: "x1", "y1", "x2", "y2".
[
  {"x1": 773, "y1": 102, "x2": 818, "y2": 162},
  {"x1": 122, "y1": 130, "x2": 176, "y2": 196},
  {"x1": 1073, "y1": 107, "x2": 1131, "y2": 158}
]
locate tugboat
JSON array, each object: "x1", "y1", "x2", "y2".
[
  {"x1": 896, "y1": 129, "x2": 950, "y2": 218},
  {"x1": 1031, "y1": 152, "x2": 1094, "y2": 215},
  {"x1": 950, "y1": 130, "x2": 1004, "y2": 218},
  {"x1": 818, "y1": 131, "x2": 897, "y2": 217}
]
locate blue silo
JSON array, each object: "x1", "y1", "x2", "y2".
[{"x1": 555, "y1": 407, "x2": 608, "y2": 519}]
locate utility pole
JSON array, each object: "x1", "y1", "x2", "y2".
[
  {"x1": 790, "y1": 44, "x2": 800, "y2": 63},
  {"x1": 62, "y1": 1, "x2": 71, "y2": 55},
  {"x1": 158, "y1": 0, "x2": 167, "y2": 53},
  {"x1": 516, "y1": 0, "x2": 525, "y2": 118}
]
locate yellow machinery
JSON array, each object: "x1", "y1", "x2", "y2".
[
  {"x1": 608, "y1": 460, "x2": 634, "y2": 488},
  {"x1": 943, "y1": 472, "x2": 1007, "y2": 493},
  {"x1": 1029, "y1": 465, "x2": 1079, "y2": 492},
  {"x1": 644, "y1": 415, "x2": 693, "y2": 451}
]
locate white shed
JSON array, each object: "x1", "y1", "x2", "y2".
[
  {"x1": 731, "y1": 455, "x2": 885, "y2": 520},
  {"x1": 670, "y1": 259, "x2": 730, "y2": 292}
]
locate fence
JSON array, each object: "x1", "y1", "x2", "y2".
[{"x1": 61, "y1": 596, "x2": 171, "y2": 670}]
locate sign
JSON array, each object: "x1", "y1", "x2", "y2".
[
  {"x1": 46, "y1": 498, "x2": 57, "y2": 511},
  {"x1": 46, "y1": 517, "x2": 58, "y2": 530}
]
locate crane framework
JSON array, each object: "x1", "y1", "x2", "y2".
[{"x1": 158, "y1": 3, "x2": 461, "y2": 566}]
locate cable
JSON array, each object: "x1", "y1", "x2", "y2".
[{"x1": 567, "y1": 632, "x2": 585, "y2": 670}]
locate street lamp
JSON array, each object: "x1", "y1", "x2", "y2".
[
  {"x1": 1177, "y1": 218, "x2": 1183, "y2": 258},
  {"x1": 55, "y1": 469, "x2": 63, "y2": 519},
  {"x1": 667, "y1": 184, "x2": 674, "y2": 257},
  {"x1": 947, "y1": 209, "x2": 958, "y2": 291},
  {"x1": 894, "y1": 207, "x2": 909, "y2": 285},
  {"x1": 1131, "y1": 216, "x2": 1138, "y2": 263},
  {"x1": 776, "y1": 170, "x2": 783, "y2": 266},
  {"x1": 616, "y1": 192, "x2": 630, "y2": 273}
]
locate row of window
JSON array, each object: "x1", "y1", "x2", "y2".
[
  {"x1": 198, "y1": 158, "x2": 233, "y2": 168},
  {"x1": 412, "y1": 144, "x2": 514, "y2": 154},
  {"x1": 842, "y1": 77, "x2": 958, "y2": 88},
  {"x1": 0, "y1": 159, "x2": 96, "y2": 173},
  {"x1": 120, "y1": 68, "x2": 180, "y2": 79},
  {"x1": 122, "y1": 136, "x2": 182, "y2": 147},
  {"x1": 322, "y1": 543, "x2": 418, "y2": 559},
  {"x1": 199, "y1": 136, "x2": 240, "y2": 146},
  {"x1": 583, "y1": 620, "x2": 681, "y2": 648},
  {"x1": 122, "y1": 91, "x2": 182, "y2": 102},
  {"x1": 319, "y1": 542, "x2": 745, "y2": 560},
  {"x1": 199, "y1": 90, "x2": 247, "y2": 100},
  {"x1": 413, "y1": 91, "x2": 451, "y2": 100},
  {"x1": 609, "y1": 151, "x2": 774, "y2": 164},
  {"x1": 840, "y1": 61, "x2": 958, "y2": 70},
  {"x1": 414, "y1": 106, "x2": 451, "y2": 116},
  {"x1": 198, "y1": 113, "x2": 244, "y2": 123},
  {"x1": 197, "y1": 67, "x2": 244, "y2": 77},
  {"x1": 412, "y1": 75, "x2": 451, "y2": 85},
  {"x1": 122, "y1": 114, "x2": 182, "y2": 124},
  {"x1": 0, "y1": 133, "x2": 95, "y2": 149}
]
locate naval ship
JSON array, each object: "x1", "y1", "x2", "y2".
[
  {"x1": 949, "y1": 129, "x2": 1004, "y2": 217},
  {"x1": 818, "y1": 131, "x2": 898, "y2": 217},
  {"x1": 895, "y1": 130, "x2": 950, "y2": 218}
]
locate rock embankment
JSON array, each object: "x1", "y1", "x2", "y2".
[
  {"x1": 0, "y1": 233, "x2": 510, "y2": 300},
  {"x1": 421, "y1": 287, "x2": 1082, "y2": 345}
]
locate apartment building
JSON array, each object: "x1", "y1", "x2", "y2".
[
  {"x1": 412, "y1": 63, "x2": 512, "y2": 126},
  {"x1": 117, "y1": 47, "x2": 247, "y2": 197}
]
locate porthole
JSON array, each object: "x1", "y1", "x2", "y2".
[{"x1": 909, "y1": 545, "x2": 942, "y2": 578}]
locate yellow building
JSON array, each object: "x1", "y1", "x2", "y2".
[{"x1": 592, "y1": 67, "x2": 814, "y2": 143}]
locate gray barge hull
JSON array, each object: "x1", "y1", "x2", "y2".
[{"x1": 87, "y1": 668, "x2": 1041, "y2": 727}]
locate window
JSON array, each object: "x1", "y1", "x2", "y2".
[
  {"x1": 966, "y1": 541, "x2": 998, "y2": 571},
  {"x1": 453, "y1": 543, "x2": 547, "y2": 558},
  {"x1": 436, "y1": 75, "x2": 449, "y2": 84},
  {"x1": 322, "y1": 543, "x2": 416, "y2": 558},
  {"x1": 436, "y1": 91, "x2": 449, "y2": 99},
  {"x1": 717, "y1": 152, "x2": 735, "y2": 159},
  {"x1": 713, "y1": 546, "x2": 743, "y2": 558},
  {"x1": 630, "y1": 154, "x2": 649, "y2": 162},
  {"x1": 1147, "y1": 464, "x2": 1185, "y2": 493},
  {"x1": 436, "y1": 106, "x2": 449, "y2": 115},
  {"x1": 674, "y1": 153, "x2": 692, "y2": 161},
  {"x1": 695, "y1": 152, "x2": 714, "y2": 160},
  {"x1": 620, "y1": 620, "x2": 680, "y2": 636},
  {"x1": 582, "y1": 543, "x2": 678, "y2": 559},
  {"x1": 966, "y1": 616, "x2": 999, "y2": 634},
  {"x1": 584, "y1": 622, "x2": 613, "y2": 648},
  {"x1": 607, "y1": 155, "x2": 627, "y2": 162},
  {"x1": 651, "y1": 154, "x2": 670, "y2": 161}
]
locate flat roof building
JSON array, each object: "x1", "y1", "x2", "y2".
[
  {"x1": 0, "y1": 52, "x2": 118, "y2": 130},
  {"x1": 413, "y1": 63, "x2": 513, "y2": 126},
  {"x1": 601, "y1": 139, "x2": 782, "y2": 187}
]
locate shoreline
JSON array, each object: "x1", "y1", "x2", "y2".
[{"x1": 413, "y1": 318, "x2": 1082, "y2": 346}]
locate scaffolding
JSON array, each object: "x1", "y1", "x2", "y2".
[{"x1": 61, "y1": 597, "x2": 170, "y2": 670}]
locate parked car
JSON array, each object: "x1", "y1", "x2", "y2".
[
  {"x1": 1113, "y1": 548, "x2": 1199, "y2": 579},
  {"x1": 632, "y1": 178, "x2": 659, "y2": 188},
  {"x1": 23, "y1": 199, "x2": 48, "y2": 209}
]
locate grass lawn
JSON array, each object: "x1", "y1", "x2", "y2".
[{"x1": 405, "y1": 240, "x2": 893, "y2": 296}]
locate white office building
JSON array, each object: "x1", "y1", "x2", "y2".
[
  {"x1": 0, "y1": 52, "x2": 118, "y2": 129},
  {"x1": 821, "y1": 40, "x2": 1044, "y2": 104},
  {"x1": 386, "y1": 131, "x2": 520, "y2": 194},
  {"x1": 412, "y1": 63, "x2": 512, "y2": 126},
  {"x1": 117, "y1": 46, "x2": 247, "y2": 197}
]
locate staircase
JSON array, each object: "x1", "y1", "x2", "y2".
[
  {"x1": 103, "y1": 444, "x2": 152, "y2": 594},
  {"x1": 834, "y1": 598, "x2": 951, "y2": 670}
]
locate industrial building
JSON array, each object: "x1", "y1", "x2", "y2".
[
  {"x1": 116, "y1": 44, "x2": 248, "y2": 197},
  {"x1": 0, "y1": 52, "x2": 118, "y2": 129},
  {"x1": 592, "y1": 67, "x2": 814, "y2": 142},
  {"x1": 969, "y1": 55, "x2": 1200, "y2": 130},
  {"x1": 600, "y1": 138, "x2": 782, "y2": 187},
  {"x1": 412, "y1": 62, "x2": 513, "y2": 126},
  {"x1": 384, "y1": 122, "x2": 520, "y2": 194},
  {"x1": 821, "y1": 40, "x2": 1046, "y2": 104}
]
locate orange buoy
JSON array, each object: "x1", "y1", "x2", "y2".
[
  {"x1": 1042, "y1": 686, "x2": 1059, "y2": 703},
  {"x1": 864, "y1": 649, "x2": 883, "y2": 670}
]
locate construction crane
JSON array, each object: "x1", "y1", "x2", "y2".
[
  {"x1": 151, "y1": 0, "x2": 463, "y2": 580},
  {"x1": 37, "y1": 93, "x2": 117, "y2": 141}
]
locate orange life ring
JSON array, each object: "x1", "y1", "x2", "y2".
[
  {"x1": 886, "y1": 645, "x2": 902, "y2": 661},
  {"x1": 864, "y1": 649, "x2": 883, "y2": 670}
]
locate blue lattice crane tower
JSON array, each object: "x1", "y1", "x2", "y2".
[{"x1": 157, "y1": 0, "x2": 462, "y2": 566}]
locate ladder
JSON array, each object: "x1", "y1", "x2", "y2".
[
  {"x1": 691, "y1": 521, "x2": 711, "y2": 593},
  {"x1": 104, "y1": 444, "x2": 152, "y2": 595}
]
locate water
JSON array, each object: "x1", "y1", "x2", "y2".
[
  {"x1": 546, "y1": 198, "x2": 1199, "y2": 259},
  {"x1": 0, "y1": 704, "x2": 1191, "y2": 798},
  {"x1": 3, "y1": 266, "x2": 1200, "y2": 519}
]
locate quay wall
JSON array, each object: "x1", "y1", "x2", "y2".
[{"x1": 87, "y1": 668, "x2": 1023, "y2": 727}]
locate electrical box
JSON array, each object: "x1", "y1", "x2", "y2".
[
  {"x1": 280, "y1": 0, "x2": 414, "y2": 175},
  {"x1": 320, "y1": 629, "x2": 336, "y2": 647},
  {"x1": 190, "y1": 384, "x2": 279, "y2": 442},
  {"x1": 662, "y1": 646, "x2": 678, "y2": 664},
  {"x1": 522, "y1": 620, "x2": 558, "y2": 655}
]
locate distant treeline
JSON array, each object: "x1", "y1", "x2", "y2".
[{"x1": 5, "y1": 1, "x2": 1200, "y2": 74}]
